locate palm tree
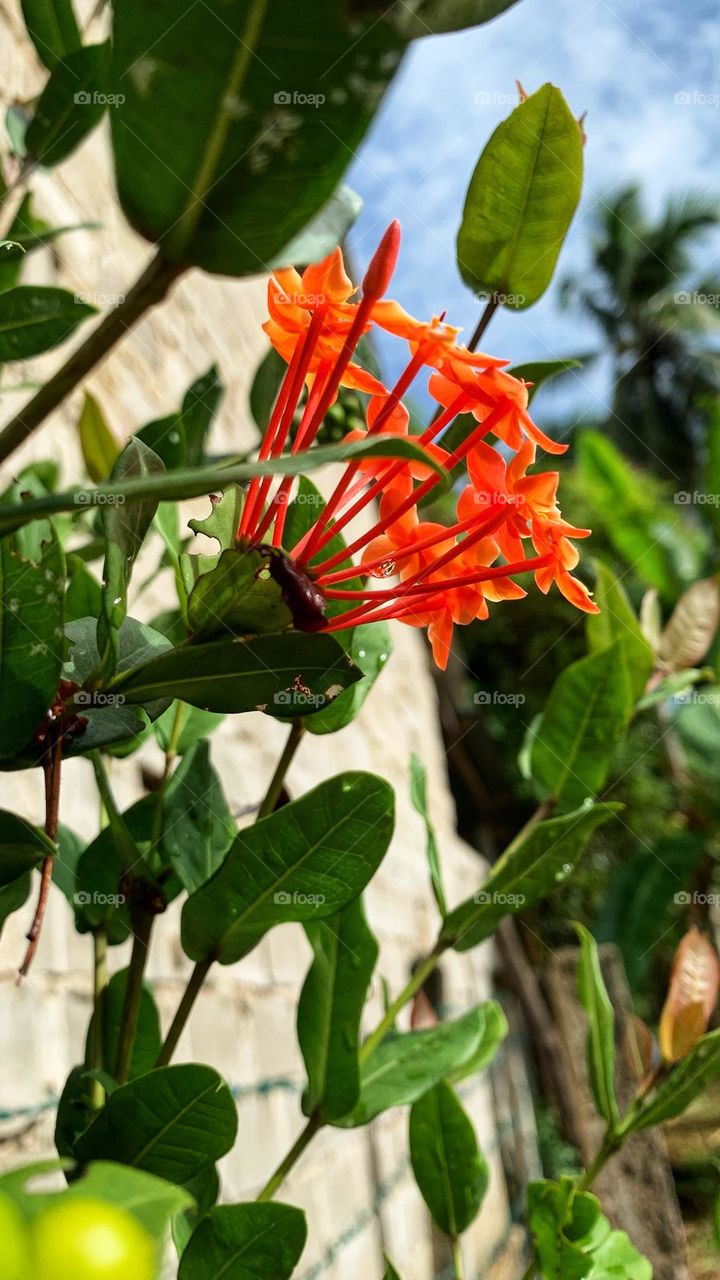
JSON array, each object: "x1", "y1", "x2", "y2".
[{"x1": 563, "y1": 187, "x2": 720, "y2": 484}]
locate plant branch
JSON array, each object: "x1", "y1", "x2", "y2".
[
  {"x1": 89, "y1": 927, "x2": 108, "y2": 1110},
  {"x1": 0, "y1": 252, "x2": 184, "y2": 468},
  {"x1": 257, "y1": 718, "x2": 305, "y2": 820},
  {"x1": 468, "y1": 292, "x2": 502, "y2": 351},
  {"x1": 360, "y1": 944, "x2": 444, "y2": 1062},
  {"x1": 451, "y1": 1237, "x2": 464, "y2": 1280},
  {"x1": 19, "y1": 734, "x2": 63, "y2": 978},
  {"x1": 155, "y1": 955, "x2": 214, "y2": 1068},
  {"x1": 256, "y1": 1112, "x2": 322, "y2": 1201},
  {"x1": 114, "y1": 907, "x2": 153, "y2": 1085}
]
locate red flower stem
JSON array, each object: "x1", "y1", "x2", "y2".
[
  {"x1": 324, "y1": 555, "x2": 552, "y2": 601},
  {"x1": 318, "y1": 510, "x2": 493, "y2": 585},
  {"x1": 252, "y1": 361, "x2": 333, "y2": 546},
  {"x1": 323, "y1": 555, "x2": 553, "y2": 631},
  {"x1": 320, "y1": 505, "x2": 510, "y2": 630},
  {"x1": 241, "y1": 311, "x2": 326, "y2": 538},
  {"x1": 294, "y1": 393, "x2": 469, "y2": 565},
  {"x1": 297, "y1": 348, "x2": 429, "y2": 562},
  {"x1": 311, "y1": 399, "x2": 510, "y2": 576}
]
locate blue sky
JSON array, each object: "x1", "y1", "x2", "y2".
[{"x1": 348, "y1": 0, "x2": 720, "y2": 417}]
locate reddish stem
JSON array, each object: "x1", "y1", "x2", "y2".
[{"x1": 19, "y1": 734, "x2": 62, "y2": 979}]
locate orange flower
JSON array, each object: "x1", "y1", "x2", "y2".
[
  {"x1": 235, "y1": 223, "x2": 598, "y2": 664},
  {"x1": 263, "y1": 248, "x2": 386, "y2": 395}
]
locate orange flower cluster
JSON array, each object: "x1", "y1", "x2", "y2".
[{"x1": 238, "y1": 222, "x2": 598, "y2": 669}]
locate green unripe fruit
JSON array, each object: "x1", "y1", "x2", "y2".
[
  {"x1": 0, "y1": 1192, "x2": 31, "y2": 1279},
  {"x1": 31, "y1": 1198, "x2": 156, "y2": 1280}
]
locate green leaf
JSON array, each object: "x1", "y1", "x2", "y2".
[
  {"x1": 61, "y1": 616, "x2": 172, "y2": 760},
  {"x1": 0, "y1": 194, "x2": 97, "y2": 291},
  {"x1": 186, "y1": 547, "x2": 292, "y2": 640},
  {"x1": 586, "y1": 563, "x2": 654, "y2": 707},
  {"x1": 153, "y1": 703, "x2": 224, "y2": 756},
  {"x1": 448, "y1": 1001, "x2": 508, "y2": 1084},
  {"x1": 135, "y1": 414, "x2": 187, "y2": 472},
  {"x1": 0, "y1": 434, "x2": 445, "y2": 535},
  {"x1": 628, "y1": 1028, "x2": 720, "y2": 1132},
  {"x1": 112, "y1": 631, "x2": 362, "y2": 717},
  {"x1": 65, "y1": 554, "x2": 102, "y2": 624},
  {"x1": 339, "y1": 1006, "x2": 492, "y2": 1128},
  {"x1": 529, "y1": 644, "x2": 630, "y2": 811},
  {"x1": 409, "y1": 753, "x2": 447, "y2": 918},
  {"x1": 306, "y1": 622, "x2": 392, "y2": 735},
  {"x1": 97, "y1": 438, "x2": 165, "y2": 673},
  {"x1": 270, "y1": 183, "x2": 362, "y2": 267},
  {"x1": 576, "y1": 432, "x2": 691, "y2": 600},
  {"x1": 383, "y1": 1259, "x2": 402, "y2": 1280},
  {"x1": 177, "y1": 1203, "x2": 307, "y2": 1280},
  {"x1": 86, "y1": 970, "x2": 162, "y2": 1081},
  {"x1": 394, "y1": 0, "x2": 521, "y2": 37},
  {"x1": 507, "y1": 359, "x2": 583, "y2": 402},
  {"x1": 528, "y1": 1178, "x2": 600, "y2": 1280},
  {"x1": 409, "y1": 1080, "x2": 488, "y2": 1236},
  {"x1": 75, "y1": 1065, "x2": 238, "y2": 1183},
  {"x1": 250, "y1": 348, "x2": 288, "y2": 436},
  {"x1": 162, "y1": 741, "x2": 235, "y2": 894},
  {"x1": 0, "y1": 286, "x2": 95, "y2": 360},
  {"x1": 457, "y1": 84, "x2": 583, "y2": 309},
  {"x1": 25, "y1": 43, "x2": 111, "y2": 167},
  {"x1": 182, "y1": 772, "x2": 393, "y2": 964},
  {"x1": 298, "y1": 898, "x2": 379, "y2": 1121},
  {"x1": 528, "y1": 1178, "x2": 651, "y2": 1280},
  {"x1": 442, "y1": 803, "x2": 621, "y2": 952},
  {"x1": 0, "y1": 524, "x2": 65, "y2": 759},
  {"x1": 20, "y1": 0, "x2": 81, "y2": 70},
  {"x1": 0, "y1": 810, "x2": 55, "y2": 885},
  {"x1": 109, "y1": 0, "x2": 406, "y2": 274},
  {"x1": 587, "y1": 1228, "x2": 652, "y2": 1279},
  {"x1": 574, "y1": 925, "x2": 619, "y2": 1128},
  {"x1": 181, "y1": 365, "x2": 224, "y2": 467},
  {"x1": 1, "y1": 1159, "x2": 191, "y2": 1240},
  {"x1": 0, "y1": 874, "x2": 31, "y2": 939},
  {"x1": 78, "y1": 391, "x2": 120, "y2": 483}
]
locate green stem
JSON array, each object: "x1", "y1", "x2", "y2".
[
  {"x1": 451, "y1": 1237, "x2": 464, "y2": 1280},
  {"x1": 576, "y1": 1128, "x2": 621, "y2": 1193},
  {"x1": 360, "y1": 945, "x2": 444, "y2": 1062},
  {"x1": 151, "y1": 701, "x2": 188, "y2": 854},
  {"x1": 89, "y1": 927, "x2": 108, "y2": 1110},
  {"x1": 257, "y1": 718, "x2": 305, "y2": 820},
  {"x1": 0, "y1": 252, "x2": 183, "y2": 467},
  {"x1": 255, "y1": 944, "x2": 446, "y2": 1202},
  {"x1": 256, "y1": 1112, "x2": 321, "y2": 1201},
  {"x1": 114, "y1": 908, "x2": 153, "y2": 1085},
  {"x1": 155, "y1": 956, "x2": 214, "y2": 1068},
  {"x1": 468, "y1": 292, "x2": 502, "y2": 351},
  {"x1": 90, "y1": 752, "x2": 137, "y2": 872}
]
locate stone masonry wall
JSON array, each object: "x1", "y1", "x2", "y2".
[{"x1": 0, "y1": 4, "x2": 514, "y2": 1275}]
